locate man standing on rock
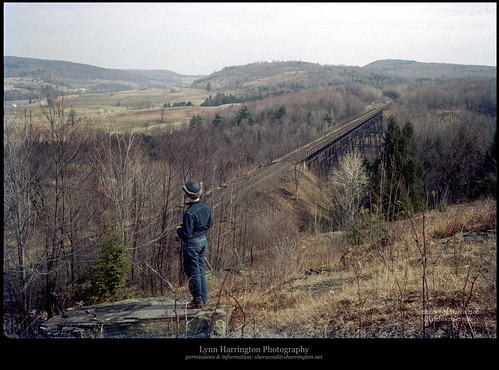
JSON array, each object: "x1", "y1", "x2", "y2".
[{"x1": 177, "y1": 180, "x2": 212, "y2": 309}]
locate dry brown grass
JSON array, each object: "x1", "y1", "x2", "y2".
[{"x1": 210, "y1": 198, "x2": 496, "y2": 338}]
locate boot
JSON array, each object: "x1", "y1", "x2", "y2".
[{"x1": 187, "y1": 300, "x2": 204, "y2": 309}]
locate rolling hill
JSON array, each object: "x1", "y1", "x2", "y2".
[
  {"x1": 190, "y1": 60, "x2": 402, "y2": 95},
  {"x1": 4, "y1": 56, "x2": 496, "y2": 103},
  {"x1": 3, "y1": 56, "x2": 205, "y2": 100},
  {"x1": 363, "y1": 59, "x2": 496, "y2": 81},
  {"x1": 190, "y1": 59, "x2": 496, "y2": 99}
]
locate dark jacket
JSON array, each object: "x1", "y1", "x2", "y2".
[{"x1": 176, "y1": 200, "x2": 211, "y2": 242}]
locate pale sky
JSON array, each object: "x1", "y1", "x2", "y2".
[{"x1": 4, "y1": 2, "x2": 497, "y2": 75}]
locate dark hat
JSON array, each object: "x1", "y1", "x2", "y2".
[{"x1": 182, "y1": 180, "x2": 203, "y2": 198}]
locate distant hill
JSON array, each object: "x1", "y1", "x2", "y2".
[
  {"x1": 191, "y1": 60, "x2": 402, "y2": 96},
  {"x1": 4, "y1": 56, "x2": 496, "y2": 103},
  {"x1": 191, "y1": 59, "x2": 496, "y2": 100},
  {"x1": 125, "y1": 69, "x2": 202, "y2": 86},
  {"x1": 3, "y1": 56, "x2": 205, "y2": 101},
  {"x1": 363, "y1": 59, "x2": 496, "y2": 81}
]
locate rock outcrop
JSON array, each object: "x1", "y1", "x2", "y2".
[{"x1": 40, "y1": 296, "x2": 231, "y2": 338}]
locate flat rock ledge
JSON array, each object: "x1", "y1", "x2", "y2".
[{"x1": 40, "y1": 296, "x2": 231, "y2": 338}]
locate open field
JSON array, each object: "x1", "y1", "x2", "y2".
[
  {"x1": 70, "y1": 87, "x2": 210, "y2": 113},
  {"x1": 99, "y1": 104, "x2": 231, "y2": 132},
  {"x1": 4, "y1": 87, "x2": 228, "y2": 131},
  {"x1": 202, "y1": 199, "x2": 496, "y2": 338}
]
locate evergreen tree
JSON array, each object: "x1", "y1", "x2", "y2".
[
  {"x1": 212, "y1": 113, "x2": 222, "y2": 126},
  {"x1": 236, "y1": 106, "x2": 253, "y2": 125},
  {"x1": 189, "y1": 114, "x2": 203, "y2": 129},
  {"x1": 91, "y1": 224, "x2": 129, "y2": 303},
  {"x1": 370, "y1": 115, "x2": 424, "y2": 220},
  {"x1": 267, "y1": 105, "x2": 287, "y2": 122}
]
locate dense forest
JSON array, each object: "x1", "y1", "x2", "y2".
[{"x1": 3, "y1": 62, "x2": 496, "y2": 337}]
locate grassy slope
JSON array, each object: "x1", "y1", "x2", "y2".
[{"x1": 205, "y1": 198, "x2": 496, "y2": 338}]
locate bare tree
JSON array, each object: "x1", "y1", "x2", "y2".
[
  {"x1": 91, "y1": 129, "x2": 142, "y2": 242},
  {"x1": 4, "y1": 108, "x2": 43, "y2": 327},
  {"x1": 4, "y1": 87, "x2": 94, "y2": 330},
  {"x1": 329, "y1": 151, "x2": 369, "y2": 230},
  {"x1": 36, "y1": 87, "x2": 94, "y2": 315}
]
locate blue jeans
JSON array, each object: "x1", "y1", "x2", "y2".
[{"x1": 182, "y1": 236, "x2": 208, "y2": 304}]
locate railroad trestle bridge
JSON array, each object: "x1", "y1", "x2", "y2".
[{"x1": 275, "y1": 103, "x2": 391, "y2": 176}]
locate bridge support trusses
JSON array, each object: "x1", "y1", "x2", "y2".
[{"x1": 305, "y1": 110, "x2": 384, "y2": 177}]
